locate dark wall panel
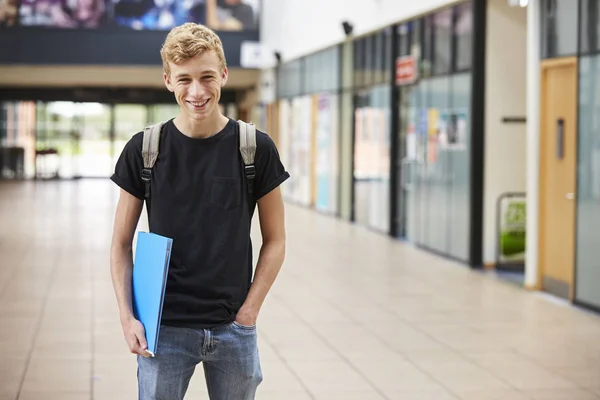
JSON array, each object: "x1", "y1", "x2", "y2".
[{"x1": 0, "y1": 29, "x2": 258, "y2": 67}]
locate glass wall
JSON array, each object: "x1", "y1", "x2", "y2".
[
  {"x1": 396, "y1": 1, "x2": 473, "y2": 261},
  {"x1": 353, "y1": 85, "x2": 391, "y2": 232},
  {"x1": 0, "y1": 100, "x2": 235, "y2": 180},
  {"x1": 0, "y1": 101, "x2": 36, "y2": 179},
  {"x1": 271, "y1": 0, "x2": 474, "y2": 258},
  {"x1": 276, "y1": 46, "x2": 341, "y2": 215},
  {"x1": 576, "y1": 0, "x2": 600, "y2": 310},
  {"x1": 541, "y1": 0, "x2": 579, "y2": 59},
  {"x1": 353, "y1": 27, "x2": 393, "y2": 232}
]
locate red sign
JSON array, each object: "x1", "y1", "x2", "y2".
[{"x1": 395, "y1": 56, "x2": 418, "y2": 86}]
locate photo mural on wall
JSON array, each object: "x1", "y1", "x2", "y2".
[{"x1": 3, "y1": 0, "x2": 260, "y2": 30}]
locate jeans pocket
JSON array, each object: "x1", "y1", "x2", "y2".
[{"x1": 232, "y1": 321, "x2": 256, "y2": 330}]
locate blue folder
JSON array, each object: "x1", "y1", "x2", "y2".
[{"x1": 132, "y1": 231, "x2": 173, "y2": 357}]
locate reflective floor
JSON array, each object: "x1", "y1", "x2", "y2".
[{"x1": 1, "y1": 180, "x2": 600, "y2": 400}]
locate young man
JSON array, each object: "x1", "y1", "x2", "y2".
[{"x1": 109, "y1": 22, "x2": 289, "y2": 400}]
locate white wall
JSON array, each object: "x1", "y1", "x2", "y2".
[
  {"x1": 483, "y1": 0, "x2": 528, "y2": 265},
  {"x1": 260, "y1": 0, "x2": 461, "y2": 63}
]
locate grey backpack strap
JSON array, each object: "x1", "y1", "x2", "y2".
[
  {"x1": 141, "y1": 122, "x2": 163, "y2": 200},
  {"x1": 238, "y1": 120, "x2": 257, "y2": 197}
]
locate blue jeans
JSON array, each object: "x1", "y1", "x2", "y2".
[{"x1": 137, "y1": 322, "x2": 262, "y2": 400}]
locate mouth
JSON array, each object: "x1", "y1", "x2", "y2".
[{"x1": 187, "y1": 99, "x2": 210, "y2": 109}]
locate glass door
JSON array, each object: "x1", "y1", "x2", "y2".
[
  {"x1": 37, "y1": 102, "x2": 77, "y2": 179},
  {"x1": 74, "y1": 103, "x2": 112, "y2": 178},
  {"x1": 113, "y1": 105, "x2": 149, "y2": 168}
]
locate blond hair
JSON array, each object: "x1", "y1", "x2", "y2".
[{"x1": 160, "y1": 23, "x2": 227, "y2": 76}]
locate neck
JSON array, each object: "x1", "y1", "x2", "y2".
[{"x1": 174, "y1": 111, "x2": 229, "y2": 139}]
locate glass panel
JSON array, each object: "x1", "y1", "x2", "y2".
[
  {"x1": 286, "y1": 95, "x2": 312, "y2": 205},
  {"x1": 304, "y1": 54, "x2": 313, "y2": 94},
  {"x1": 74, "y1": 102, "x2": 112, "y2": 178},
  {"x1": 541, "y1": 0, "x2": 579, "y2": 58},
  {"x1": 397, "y1": 84, "x2": 421, "y2": 240},
  {"x1": 575, "y1": 55, "x2": 600, "y2": 308},
  {"x1": 415, "y1": 79, "x2": 430, "y2": 245},
  {"x1": 398, "y1": 23, "x2": 411, "y2": 57},
  {"x1": 0, "y1": 101, "x2": 36, "y2": 179},
  {"x1": 114, "y1": 104, "x2": 148, "y2": 171},
  {"x1": 331, "y1": 46, "x2": 341, "y2": 92},
  {"x1": 455, "y1": 1, "x2": 473, "y2": 71},
  {"x1": 363, "y1": 35, "x2": 374, "y2": 86},
  {"x1": 37, "y1": 101, "x2": 76, "y2": 179},
  {"x1": 314, "y1": 92, "x2": 339, "y2": 215},
  {"x1": 580, "y1": 0, "x2": 600, "y2": 54},
  {"x1": 353, "y1": 90, "x2": 370, "y2": 226},
  {"x1": 149, "y1": 103, "x2": 178, "y2": 123},
  {"x1": 278, "y1": 99, "x2": 293, "y2": 200},
  {"x1": 448, "y1": 73, "x2": 471, "y2": 261},
  {"x1": 422, "y1": 16, "x2": 434, "y2": 78},
  {"x1": 383, "y1": 26, "x2": 393, "y2": 83},
  {"x1": 354, "y1": 38, "x2": 365, "y2": 87},
  {"x1": 433, "y1": 8, "x2": 453, "y2": 75},
  {"x1": 353, "y1": 85, "x2": 391, "y2": 232},
  {"x1": 341, "y1": 42, "x2": 354, "y2": 90},
  {"x1": 424, "y1": 77, "x2": 450, "y2": 253},
  {"x1": 374, "y1": 30, "x2": 385, "y2": 84}
]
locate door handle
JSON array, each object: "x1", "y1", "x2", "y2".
[
  {"x1": 557, "y1": 118, "x2": 564, "y2": 160},
  {"x1": 565, "y1": 192, "x2": 575, "y2": 200}
]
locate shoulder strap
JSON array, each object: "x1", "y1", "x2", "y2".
[
  {"x1": 141, "y1": 122, "x2": 164, "y2": 199},
  {"x1": 237, "y1": 120, "x2": 257, "y2": 197}
]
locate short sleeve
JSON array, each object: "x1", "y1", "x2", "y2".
[
  {"x1": 110, "y1": 132, "x2": 145, "y2": 200},
  {"x1": 253, "y1": 131, "x2": 290, "y2": 200}
]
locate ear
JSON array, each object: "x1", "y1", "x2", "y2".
[
  {"x1": 221, "y1": 67, "x2": 228, "y2": 87},
  {"x1": 163, "y1": 72, "x2": 174, "y2": 92}
]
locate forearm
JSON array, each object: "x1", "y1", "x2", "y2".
[
  {"x1": 110, "y1": 244, "x2": 135, "y2": 323},
  {"x1": 243, "y1": 239, "x2": 286, "y2": 312}
]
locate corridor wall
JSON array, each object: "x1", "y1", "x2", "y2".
[
  {"x1": 269, "y1": 0, "x2": 481, "y2": 266},
  {"x1": 275, "y1": 46, "x2": 342, "y2": 215}
]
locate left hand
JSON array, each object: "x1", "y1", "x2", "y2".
[{"x1": 235, "y1": 306, "x2": 258, "y2": 327}]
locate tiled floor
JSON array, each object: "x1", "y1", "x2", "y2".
[{"x1": 1, "y1": 180, "x2": 600, "y2": 400}]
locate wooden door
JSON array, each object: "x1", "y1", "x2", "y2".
[{"x1": 539, "y1": 58, "x2": 578, "y2": 300}]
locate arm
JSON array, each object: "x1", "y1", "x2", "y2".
[
  {"x1": 110, "y1": 188, "x2": 151, "y2": 357},
  {"x1": 236, "y1": 187, "x2": 286, "y2": 326}
]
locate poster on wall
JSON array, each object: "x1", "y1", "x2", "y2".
[
  {"x1": 278, "y1": 99, "x2": 292, "y2": 200},
  {"x1": 15, "y1": 0, "x2": 260, "y2": 31},
  {"x1": 288, "y1": 95, "x2": 312, "y2": 206},
  {"x1": 315, "y1": 92, "x2": 338, "y2": 215},
  {"x1": 0, "y1": 0, "x2": 18, "y2": 26},
  {"x1": 427, "y1": 108, "x2": 439, "y2": 164},
  {"x1": 439, "y1": 109, "x2": 468, "y2": 151},
  {"x1": 406, "y1": 105, "x2": 417, "y2": 161}
]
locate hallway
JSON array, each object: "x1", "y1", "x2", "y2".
[{"x1": 1, "y1": 180, "x2": 600, "y2": 400}]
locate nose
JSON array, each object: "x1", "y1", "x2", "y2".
[{"x1": 188, "y1": 80, "x2": 205, "y2": 98}]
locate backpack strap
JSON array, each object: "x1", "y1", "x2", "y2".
[
  {"x1": 141, "y1": 122, "x2": 163, "y2": 202},
  {"x1": 237, "y1": 120, "x2": 257, "y2": 197}
]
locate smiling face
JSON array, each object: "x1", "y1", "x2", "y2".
[
  {"x1": 160, "y1": 23, "x2": 228, "y2": 124},
  {"x1": 164, "y1": 51, "x2": 228, "y2": 122}
]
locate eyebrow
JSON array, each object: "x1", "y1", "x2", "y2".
[{"x1": 175, "y1": 70, "x2": 217, "y2": 79}]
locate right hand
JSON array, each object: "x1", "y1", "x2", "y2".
[{"x1": 122, "y1": 317, "x2": 152, "y2": 358}]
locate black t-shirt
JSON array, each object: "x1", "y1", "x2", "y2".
[{"x1": 111, "y1": 118, "x2": 290, "y2": 328}]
